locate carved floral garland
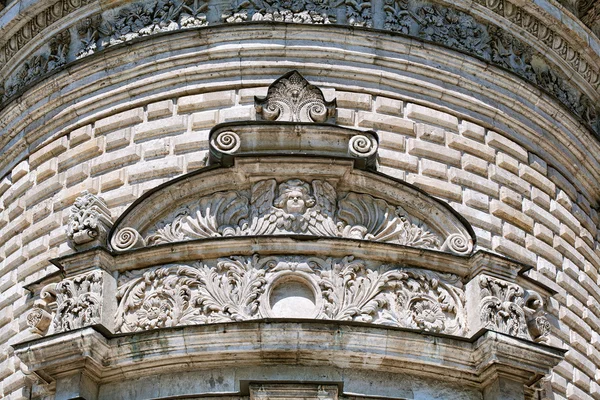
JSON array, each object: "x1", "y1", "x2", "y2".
[{"x1": 115, "y1": 256, "x2": 467, "y2": 334}]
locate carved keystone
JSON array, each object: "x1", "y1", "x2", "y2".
[
  {"x1": 255, "y1": 71, "x2": 336, "y2": 123},
  {"x1": 66, "y1": 191, "x2": 113, "y2": 250}
]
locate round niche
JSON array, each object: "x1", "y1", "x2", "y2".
[{"x1": 265, "y1": 273, "x2": 321, "y2": 319}]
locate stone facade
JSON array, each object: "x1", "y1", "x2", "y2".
[{"x1": 0, "y1": 0, "x2": 600, "y2": 398}]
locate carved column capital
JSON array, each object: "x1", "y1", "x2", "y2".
[{"x1": 27, "y1": 270, "x2": 117, "y2": 336}]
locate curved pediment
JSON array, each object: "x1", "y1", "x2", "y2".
[{"x1": 109, "y1": 156, "x2": 475, "y2": 256}]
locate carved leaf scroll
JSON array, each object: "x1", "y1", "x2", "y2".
[
  {"x1": 478, "y1": 275, "x2": 529, "y2": 339},
  {"x1": 35, "y1": 271, "x2": 104, "y2": 334},
  {"x1": 115, "y1": 256, "x2": 466, "y2": 335},
  {"x1": 116, "y1": 257, "x2": 265, "y2": 331}
]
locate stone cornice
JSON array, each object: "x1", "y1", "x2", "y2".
[{"x1": 12, "y1": 323, "x2": 565, "y2": 388}]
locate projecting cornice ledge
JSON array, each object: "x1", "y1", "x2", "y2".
[{"x1": 12, "y1": 322, "x2": 565, "y2": 400}]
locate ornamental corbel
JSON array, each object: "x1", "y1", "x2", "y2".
[
  {"x1": 66, "y1": 191, "x2": 113, "y2": 251},
  {"x1": 523, "y1": 290, "x2": 551, "y2": 343}
]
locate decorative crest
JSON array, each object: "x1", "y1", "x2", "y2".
[
  {"x1": 66, "y1": 191, "x2": 113, "y2": 250},
  {"x1": 255, "y1": 71, "x2": 336, "y2": 123}
]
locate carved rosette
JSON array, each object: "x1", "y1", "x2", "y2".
[
  {"x1": 255, "y1": 71, "x2": 336, "y2": 123},
  {"x1": 115, "y1": 256, "x2": 467, "y2": 335},
  {"x1": 138, "y1": 178, "x2": 471, "y2": 255},
  {"x1": 66, "y1": 191, "x2": 113, "y2": 250}
]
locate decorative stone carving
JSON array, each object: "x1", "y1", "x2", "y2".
[
  {"x1": 26, "y1": 303, "x2": 53, "y2": 336},
  {"x1": 41, "y1": 271, "x2": 104, "y2": 333},
  {"x1": 523, "y1": 290, "x2": 551, "y2": 343},
  {"x1": 346, "y1": 0, "x2": 372, "y2": 27},
  {"x1": 115, "y1": 255, "x2": 466, "y2": 334},
  {"x1": 210, "y1": 130, "x2": 241, "y2": 154},
  {"x1": 348, "y1": 134, "x2": 377, "y2": 158},
  {"x1": 255, "y1": 71, "x2": 336, "y2": 123},
  {"x1": 478, "y1": 275, "x2": 529, "y2": 339},
  {"x1": 111, "y1": 227, "x2": 146, "y2": 251},
  {"x1": 222, "y1": 0, "x2": 336, "y2": 24},
  {"x1": 140, "y1": 178, "x2": 472, "y2": 254},
  {"x1": 66, "y1": 191, "x2": 113, "y2": 250},
  {"x1": 2, "y1": 0, "x2": 600, "y2": 133},
  {"x1": 0, "y1": 0, "x2": 95, "y2": 70},
  {"x1": 4, "y1": 30, "x2": 71, "y2": 99}
]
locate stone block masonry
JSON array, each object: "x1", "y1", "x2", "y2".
[{"x1": 0, "y1": 86, "x2": 599, "y2": 400}]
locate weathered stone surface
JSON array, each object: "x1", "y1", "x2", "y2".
[{"x1": 0, "y1": 13, "x2": 599, "y2": 400}]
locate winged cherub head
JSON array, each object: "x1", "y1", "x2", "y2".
[{"x1": 274, "y1": 179, "x2": 316, "y2": 214}]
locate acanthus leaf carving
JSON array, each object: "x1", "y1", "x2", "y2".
[
  {"x1": 115, "y1": 257, "x2": 266, "y2": 332},
  {"x1": 254, "y1": 71, "x2": 336, "y2": 123},
  {"x1": 115, "y1": 255, "x2": 466, "y2": 335},
  {"x1": 66, "y1": 191, "x2": 113, "y2": 250},
  {"x1": 36, "y1": 271, "x2": 105, "y2": 334},
  {"x1": 132, "y1": 178, "x2": 469, "y2": 254},
  {"x1": 478, "y1": 275, "x2": 529, "y2": 339}
]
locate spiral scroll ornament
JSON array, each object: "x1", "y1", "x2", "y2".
[
  {"x1": 441, "y1": 233, "x2": 472, "y2": 255},
  {"x1": 348, "y1": 135, "x2": 377, "y2": 158},
  {"x1": 211, "y1": 131, "x2": 241, "y2": 154},
  {"x1": 304, "y1": 101, "x2": 328, "y2": 123},
  {"x1": 111, "y1": 227, "x2": 146, "y2": 251}
]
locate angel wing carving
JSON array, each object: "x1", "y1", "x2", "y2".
[
  {"x1": 246, "y1": 179, "x2": 340, "y2": 236},
  {"x1": 247, "y1": 179, "x2": 278, "y2": 235},
  {"x1": 305, "y1": 180, "x2": 339, "y2": 236},
  {"x1": 147, "y1": 191, "x2": 249, "y2": 245},
  {"x1": 337, "y1": 192, "x2": 442, "y2": 249}
]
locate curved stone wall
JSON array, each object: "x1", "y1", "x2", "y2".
[{"x1": 0, "y1": 9, "x2": 599, "y2": 400}]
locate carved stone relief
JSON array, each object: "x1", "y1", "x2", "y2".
[
  {"x1": 222, "y1": 0, "x2": 336, "y2": 24},
  {"x1": 27, "y1": 271, "x2": 105, "y2": 334},
  {"x1": 111, "y1": 178, "x2": 472, "y2": 255},
  {"x1": 477, "y1": 275, "x2": 550, "y2": 342},
  {"x1": 0, "y1": 0, "x2": 95, "y2": 70},
  {"x1": 66, "y1": 191, "x2": 113, "y2": 250},
  {"x1": 115, "y1": 255, "x2": 467, "y2": 334},
  {"x1": 254, "y1": 71, "x2": 336, "y2": 123},
  {"x1": 4, "y1": 30, "x2": 71, "y2": 99}
]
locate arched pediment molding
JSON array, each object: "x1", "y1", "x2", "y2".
[{"x1": 108, "y1": 154, "x2": 475, "y2": 257}]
